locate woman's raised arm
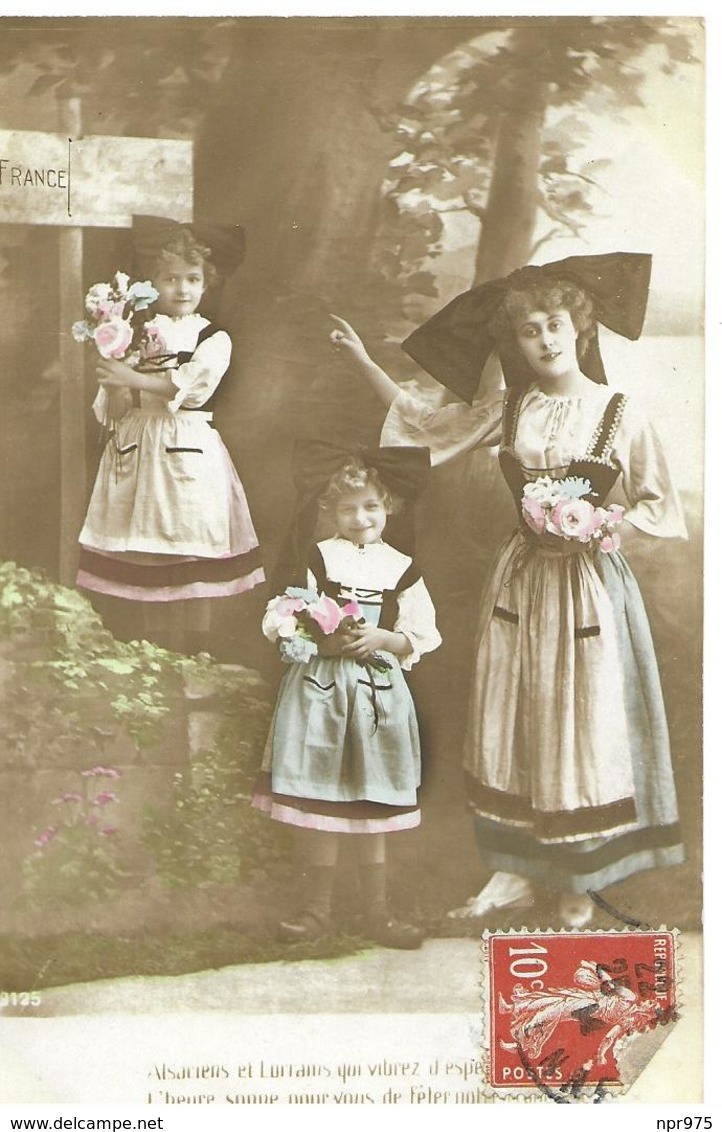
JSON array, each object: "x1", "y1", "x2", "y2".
[{"x1": 330, "y1": 315, "x2": 399, "y2": 409}]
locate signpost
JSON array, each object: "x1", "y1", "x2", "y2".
[{"x1": 0, "y1": 104, "x2": 193, "y2": 584}]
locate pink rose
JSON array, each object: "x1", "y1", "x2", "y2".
[
  {"x1": 605, "y1": 504, "x2": 626, "y2": 528},
  {"x1": 521, "y1": 495, "x2": 547, "y2": 535},
  {"x1": 549, "y1": 498, "x2": 602, "y2": 542},
  {"x1": 340, "y1": 600, "x2": 363, "y2": 621},
  {"x1": 93, "y1": 317, "x2": 133, "y2": 359},
  {"x1": 308, "y1": 594, "x2": 344, "y2": 635},
  {"x1": 599, "y1": 532, "x2": 622, "y2": 554}
]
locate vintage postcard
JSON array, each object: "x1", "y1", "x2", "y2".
[{"x1": 0, "y1": 10, "x2": 708, "y2": 1108}]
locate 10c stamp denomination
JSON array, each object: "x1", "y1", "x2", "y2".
[{"x1": 483, "y1": 929, "x2": 678, "y2": 1100}]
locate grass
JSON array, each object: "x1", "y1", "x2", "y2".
[{"x1": 0, "y1": 926, "x2": 368, "y2": 994}]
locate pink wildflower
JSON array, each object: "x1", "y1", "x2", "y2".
[
  {"x1": 81, "y1": 767, "x2": 122, "y2": 779},
  {"x1": 93, "y1": 791, "x2": 119, "y2": 806},
  {"x1": 52, "y1": 792, "x2": 83, "y2": 805},
  {"x1": 98, "y1": 827, "x2": 118, "y2": 837},
  {"x1": 34, "y1": 826, "x2": 58, "y2": 849}
]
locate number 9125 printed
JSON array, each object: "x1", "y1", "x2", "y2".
[{"x1": 1, "y1": 990, "x2": 42, "y2": 1008}]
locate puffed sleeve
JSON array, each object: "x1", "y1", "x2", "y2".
[
  {"x1": 612, "y1": 399, "x2": 688, "y2": 539},
  {"x1": 394, "y1": 576, "x2": 442, "y2": 671},
  {"x1": 380, "y1": 388, "x2": 504, "y2": 466},
  {"x1": 167, "y1": 330, "x2": 233, "y2": 413}
]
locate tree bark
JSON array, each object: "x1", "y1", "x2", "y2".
[
  {"x1": 474, "y1": 26, "x2": 550, "y2": 285},
  {"x1": 194, "y1": 21, "x2": 471, "y2": 569}
]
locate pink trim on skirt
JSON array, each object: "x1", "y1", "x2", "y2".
[
  {"x1": 251, "y1": 793, "x2": 420, "y2": 834},
  {"x1": 77, "y1": 566, "x2": 265, "y2": 602}
]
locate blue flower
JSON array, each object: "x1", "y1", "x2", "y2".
[
  {"x1": 557, "y1": 476, "x2": 594, "y2": 500},
  {"x1": 285, "y1": 586, "x2": 318, "y2": 603},
  {"x1": 280, "y1": 636, "x2": 318, "y2": 665},
  {"x1": 71, "y1": 320, "x2": 93, "y2": 342},
  {"x1": 126, "y1": 280, "x2": 159, "y2": 312}
]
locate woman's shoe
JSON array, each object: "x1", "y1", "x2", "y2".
[
  {"x1": 559, "y1": 893, "x2": 594, "y2": 929},
  {"x1": 278, "y1": 909, "x2": 330, "y2": 942},
  {"x1": 447, "y1": 872, "x2": 535, "y2": 920}
]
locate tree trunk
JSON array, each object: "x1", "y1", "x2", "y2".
[
  {"x1": 474, "y1": 26, "x2": 550, "y2": 285},
  {"x1": 194, "y1": 21, "x2": 470, "y2": 573}
]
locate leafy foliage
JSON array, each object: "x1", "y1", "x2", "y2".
[
  {"x1": 142, "y1": 675, "x2": 289, "y2": 889},
  {"x1": 0, "y1": 560, "x2": 285, "y2": 904},
  {"x1": 0, "y1": 17, "x2": 238, "y2": 138},
  {"x1": 0, "y1": 560, "x2": 188, "y2": 757},
  {"x1": 376, "y1": 18, "x2": 699, "y2": 281}
]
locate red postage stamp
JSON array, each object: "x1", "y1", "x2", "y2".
[{"x1": 484, "y1": 930, "x2": 678, "y2": 1098}]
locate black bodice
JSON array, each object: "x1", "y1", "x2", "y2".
[
  {"x1": 307, "y1": 544, "x2": 421, "y2": 633},
  {"x1": 498, "y1": 387, "x2": 628, "y2": 518}
]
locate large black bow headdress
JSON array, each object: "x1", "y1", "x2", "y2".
[
  {"x1": 402, "y1": 252, "x2": 652, "y2": 402},
  {"x1": 131, "y1": 214, "x2": 246, "y2": 277},
  {"x1": 292, "y1": 440, "x2": 430, "y2": 503},
  {"x1": 276, "y1": 440, "x2": 431, "y2": 589}
]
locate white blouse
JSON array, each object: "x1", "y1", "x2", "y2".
[
  {"x1": 380, "y1": 383, "x2": 687, "y2": 540},
  {"x1": 150, "y1": 314, "x2": 232, "y2": 413},
  {"x1": 91, "y1": 313, "x2": 231, "y2": 423},
  {"x1": 308, "y1": 536, "x2": 442, "y2": 670}
]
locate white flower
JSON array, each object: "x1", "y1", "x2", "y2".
[
  {"x1": 114, "y1": 271, "x2": 130, "y2": 296},
  {"x1": 522, "y1": 476, "x2": 562, "y2": 506},
  {"x1": 84, "y1": 283, "x2": 113, "y2": 315},
  {"x1": 261, "y1": 605, "x2": 299, "y2": 642}
]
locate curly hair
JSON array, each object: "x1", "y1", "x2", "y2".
[
  {"x1": 137, "y1": 228, "x2": 219, "y2": 289},
  {"x1": 318, "y1": 459, "x2": 399, "y2": 515},
  {"x1": 489, "y1": 279, "x2": 595, "y2": 357}
]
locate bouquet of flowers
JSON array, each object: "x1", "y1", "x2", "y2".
[
  {"x1": 262, "y1": 586, "x2": 366, "y2": 664},
  {"x1": 72, "y1": 271, "x2": 163, "y2": 362},
  {"x1": 521, "y1": 476, "x2": 625, "y2": 554},
  {"x1": 71, "y1": 271, "x2": 171, "y2": 428}
]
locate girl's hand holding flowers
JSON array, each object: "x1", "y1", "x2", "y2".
[
  {"x1": 341, "y1": 623, "x2": 394, "y2": 661},
  {"x1": 96, "y1": 357, "x2": 139, "y2": 389},
  {"x1": 74, "y1": 271, "x2": 168, "y2": 430},
  {"x1": 317, "y1": 628, "x2": 355, "y2": 658},
  {"x1": 262, "y1": 587, "x2": 366, "y2": 664}
]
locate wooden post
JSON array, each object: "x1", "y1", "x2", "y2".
[{"x1": 57, "y1": 97, "x2": 86, "y2": 587}]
